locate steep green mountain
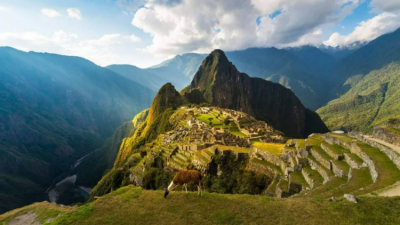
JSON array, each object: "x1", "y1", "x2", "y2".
[
  {"x1": 317, "y1": 28, "x2": 400, "y2": 132},
  {"x1": 329, "y1": 28, "x2": 400, "y2": 98},
  {"x1": 187, "y1": 49, "x2": 328, "y2": 137},
  {"x1": 73, "y1": 109, "x2": 150, "y2": 188},
  {"x1": 317, "y1": 63, "x2": 400, "y2": 132},
  {"x1": 0, "y1": 47, "x2": 154, "y2": 213}
]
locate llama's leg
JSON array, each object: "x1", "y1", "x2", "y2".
[
  {"x1": 184, "y1": 184, "x2": 188, "y2": 193},
  {"x1": 168, "y1": 181, "x2": 177, "y2": 191}
]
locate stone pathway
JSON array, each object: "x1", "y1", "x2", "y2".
[{"x1": 364, "y1": 135, "x2": 400, "y2": 154}]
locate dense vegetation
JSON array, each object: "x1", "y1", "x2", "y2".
[{"x1": 318, "y1": 63, "x2": 400, "y2": 132}]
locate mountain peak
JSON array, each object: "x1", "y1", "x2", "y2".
[{"x1": 186, "y1": 50, "x2": 329, "y2": 137}]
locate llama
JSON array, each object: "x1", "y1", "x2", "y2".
[{"x1": 164, "y1": 170, "x2": 202, "y2": 198}]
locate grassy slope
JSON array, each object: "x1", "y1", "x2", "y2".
[
  {"x1": 9, "y1": 186, "x2": 398, "y2": 225},
  {"x1": 317, "y1": 63, "x2": 400, "y2": 132}
]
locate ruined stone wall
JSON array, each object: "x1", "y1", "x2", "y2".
[
  {"x1": 308, "y1": 158, "x2": 330, "y2": 184},
  {"x1": 331, "y1": 161, "x2": 346, "y2": 177},
  {"x1": 321, "y1": 143, "x2": 344, "y2": 160},
  {"x1": 251, "y1": 147, "x2": 282, "y2": 166},
  {"x1": 310, "y1": 148, "x2": 331, "y2": 170},
  {"x1": 248, "y1": 160, "x2": 276, "y2": 178},
  {"x1": 350, "y1": 142, "x2": 378, "y2": 182},
  {"x1": 323, "y1": 135, "x2": 352, "y2": 149},
  {"x1": 191, "y1": 154, "x2": 210, "y2": 172},
  {"x1": 344, "y1": 153, "x2": 361, "y2": 169},
  {"x1": 301, "y1": 169, "x2": 314, "y2": 189}
]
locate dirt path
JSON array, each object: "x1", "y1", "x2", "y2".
[
  {"x1": 364, "y1": 135, "x2": 400, "y2": 154},
  {"x1": 378, "y1": 181, "x2": 400, "y2": 197},
  {"x1": 8, "y1": 212, "x2": 39, "y2": 225}
]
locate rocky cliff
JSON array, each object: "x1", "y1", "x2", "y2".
[{"x1": 187, "y1": 49, "x2": 328, "y2": 137}]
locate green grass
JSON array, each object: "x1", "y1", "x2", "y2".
[
  {"x1": 318, "y1": 168, "x2": 373, "y2": 198},
  {"x1": 0, "y1": 202, "x2": 73, "y2": 224},
  {"x1": 290, "y1": 170, "x2": 308, "y2": 188},
  {"x1": 328, "y1": 133, "x2": 354, "y2": 143},
  {"x1": 196, "y1": 114, "x2": 223, "y2": 127},
  {"x1": 252, "y1": 143, "x2": 285, "y2": 155},
  {"x1": 20, "y1": 186, "x2": 400, "y2": 225},
  {"x1": 227, "y1": 122, "x2": 248, "y2": 137},
  {"x1": 324, "y1": 142, "x2": 350, "y2": 154},
  {"x1": 353, "y1": 142, "x2": 400, "y2": 195},
  {"x1": 295, "y1": 139, "x2": 306, "y2": 149},
  {"x1": 302, "y1": 166, "x2": 324, "y2": 188}
]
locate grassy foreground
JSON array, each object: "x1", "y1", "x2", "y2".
[{"x1": 2, "y1": 185, "x2": 400, "y2": 225}]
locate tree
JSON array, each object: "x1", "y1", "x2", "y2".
[{"x1": 208, "y1": 117, "x2": 213, "y2": 125}]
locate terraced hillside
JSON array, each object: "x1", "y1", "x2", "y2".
[{"x1": 90, "y1": 105, "x2": 286, "y2": 198}]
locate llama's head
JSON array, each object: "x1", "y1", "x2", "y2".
[{"x1": 164, "y1": 188, "x2": 170, "y2": 198}]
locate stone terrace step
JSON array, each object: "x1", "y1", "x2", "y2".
[
  {"x1": 249, "y1": 159, "x2": 280, "y2": 178},
  {"x1": 317, "y1": 167, "x2": 373, "y2": 198},
  {"x1": 320, "y1": 142, "x2": 346, "y2": 160},
  {"x1": 350, "y1": 132, "x2": 400, "y2": 170},
  {"x1": 344, "y1": 153, "x2": 365, "y2": 169},
  {"x1": 307, "y1": 156, "x2": 330, "y2": 184}
]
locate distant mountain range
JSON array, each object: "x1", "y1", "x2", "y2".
[
  {"x1": 107, "y1": 43, "x2": 359, "y2": 110},
  {"x1": 1, "y1": 27, "x2": 400, "y2": 213},
  {"x1": 0, "y1": 47, "x2": 154, "y2": 213},
  {"x1": 107, "y1": 28, "x2": 400, "y2": 133}
]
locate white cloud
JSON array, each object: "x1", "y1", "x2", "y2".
[
  {"x1": 0, "y1": 30, "x2": 145, "y2": 66},
  {"x1": 126, "y1": 34, "x2": 141, "y2": 42},
  {"x1": 370, "y1": 0, "x2": 400, "y2": 13},
  {"x1": 324, "y1": 12, "x2": 400, "y2": 47},
  {"x1": 0, "y1": 31, "x2": 50, "y2": 45},
  {"x1": 41, "y1": 8, "x2": 61, "y2": 18},
  {"x1": 0, "y1": 5, "x2": 10, "y2": 12},
  {"x1": 129, "y1": 0, "x2": 362, "y2": 56},
  {"x1": 81, "y1": 34, "x2": 123, "y2": 46},
  {"x1": 67, "y1": 8, "x2": 82, "y2": 20}
]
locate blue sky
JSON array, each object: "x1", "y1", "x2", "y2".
[{"x1": 0, "y1": 0, "x2": 399, "y2": 67}]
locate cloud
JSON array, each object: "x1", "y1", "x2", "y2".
[
  {"x1": 324, "y1": 12, "x2": 400, "y2": 47},
  {"x1": 0, "y1": 5, "x2": 10, "y2": 12},
  {"x1": 67, "y1": 8, "x2": 82, "y2": 20},
  {"x1": 370, "y1": 0, "x2": 400, "y2": 13},
  {"x1": 81, "y1": 34, "x2": 124, "y2": 46},
  {"x1": 126, "y1": 35, "x2": 141, "y2": 42},
  {"x1": 129, "y1": 0, "x2": 362, "y2": 56},
  {"x1": 41, "y1": 8, "x2": 61, "y2": 18}
]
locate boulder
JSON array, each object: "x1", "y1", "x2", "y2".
[{"x1": 344, "y1": 194, "x2": 357, "y2": 203}]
